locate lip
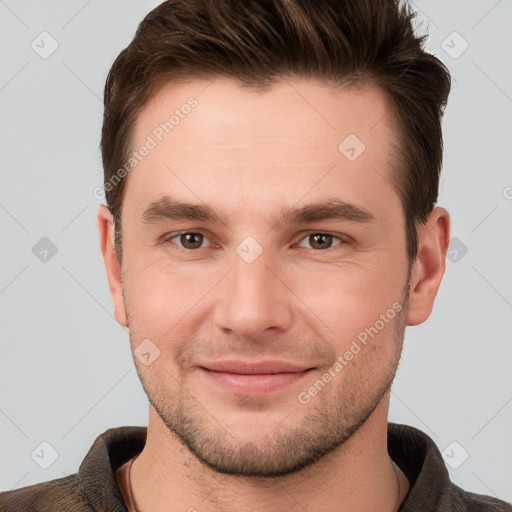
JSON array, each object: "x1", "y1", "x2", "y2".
[
  {"x1": 199, "y1": 360, "x2": 314, "y2": 395},
  {"x1": 201, "y1": 359, "x2": 312, "y2": 374}
]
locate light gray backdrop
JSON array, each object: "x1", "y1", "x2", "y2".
[{"x1": 1, "y1": 0, "x2": 511, "y2": 502}]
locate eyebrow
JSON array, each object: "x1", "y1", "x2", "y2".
[{"x1": 140, "y1": 195, "x2": 376, "y2": 229}]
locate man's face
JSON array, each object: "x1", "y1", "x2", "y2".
[{"x1": 115, "y1": 78, "x2": 412, "y2": 476}]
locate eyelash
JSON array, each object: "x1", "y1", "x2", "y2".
[{"x1": 163, "y1": 231, "x2": 348, "y2": 252}]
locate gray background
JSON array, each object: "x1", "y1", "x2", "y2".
[{"x1": 1, "y1": 0, "x2": 511, "y2": 502}]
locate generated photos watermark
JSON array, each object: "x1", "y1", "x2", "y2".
[
  {"x1": 93, "y1": 96, "x2": 198, "y2": 201},
  {"x1": 298, "y1": 302, "x2": 403, "y2": 405}
]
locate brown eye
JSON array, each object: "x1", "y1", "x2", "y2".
[
  {"x1": 168, "y1": 232, "x2": 208, "y2": 250},
  {"x1": 298, "y1": 233, "x2": 343, "y2": 251}
]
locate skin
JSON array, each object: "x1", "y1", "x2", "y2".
[{"x1": 98, "y1": 77, "x2": 450, "y2": 512}]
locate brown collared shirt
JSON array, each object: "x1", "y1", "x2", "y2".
[{"x1": 1, "y1": 423, "x2": 510, "y2": 511}]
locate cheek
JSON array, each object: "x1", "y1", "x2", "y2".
[
  {"x1": 123, "y1": 257, "x2": 221, "y2": 342},
  {"x1": 123, "y1": 261, "x2": 175, "y2": 332},
  {"x1": 299, "y1": 258, "x2": 402, "y2": 305},
  {"x1": 292, "y1": 259, "x2": 406, "y2": 345}
]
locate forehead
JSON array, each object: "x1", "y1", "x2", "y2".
[
  {"x1": 134, "y1": 76, "x2": 395, "y2": 147},
  {"x1": 124, "y1": 77, "x2": 399, "y2": 223}
]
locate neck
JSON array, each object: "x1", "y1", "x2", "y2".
[{"x1": 130, "y1": 395, "x2": 409, "y2": 512}]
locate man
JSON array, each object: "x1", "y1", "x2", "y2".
[{"x1": 1, "y1": 0, "x2": 510, "y2": 511}]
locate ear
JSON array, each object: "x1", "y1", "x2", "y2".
[
  {"x1": 406, "y1": 207, "x2": 451, "y2": 326},
  {"x1": 97, "y1": 205, "x2": 128, "y2": 327}
]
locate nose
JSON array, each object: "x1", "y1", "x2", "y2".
[{"x1": 212, "y1": 245, "x2": 294, "y2": 340}]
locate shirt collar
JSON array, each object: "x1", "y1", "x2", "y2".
[{"x1": 78, "y1": 422, "x2": 450, "y2": 511}]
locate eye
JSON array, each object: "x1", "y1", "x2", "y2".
[
  {"x1": 166, "y1": 232, "x2": 211, "y2": 250},
  {"x1": 164, "y1": 231, "x2": 347, "y2": 252},
  {"x1": 297, "y1": 232, "x2": 345, "y2": 251}
]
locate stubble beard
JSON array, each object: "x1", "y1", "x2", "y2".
[{"x1": 127, "y1": 293, "x2": 409, "y2": 478}]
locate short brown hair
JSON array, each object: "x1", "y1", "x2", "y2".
[{"x1": 101, "y1": 0, "x2": 451, "y2": 265}]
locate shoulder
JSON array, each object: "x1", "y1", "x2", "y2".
[
  {"x1": 0, "y1": 425, "x2": 146, "y2": 512},
  {"x1": 0, "y1": 473, "x2": 93, "y2": 511},
  {"x1": 427, "y1": 481, "x2": 512, "y2": 512},
  {"x1": 452, "y1": 484, "x2": 512, "y2": 512},
  {"x1": 387, "y1": 423, "x2": 511, "y2": 512}
]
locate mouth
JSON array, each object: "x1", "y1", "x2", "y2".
[{"x1": 199, "y1": 360, "x2": 315, "y2": 394}]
